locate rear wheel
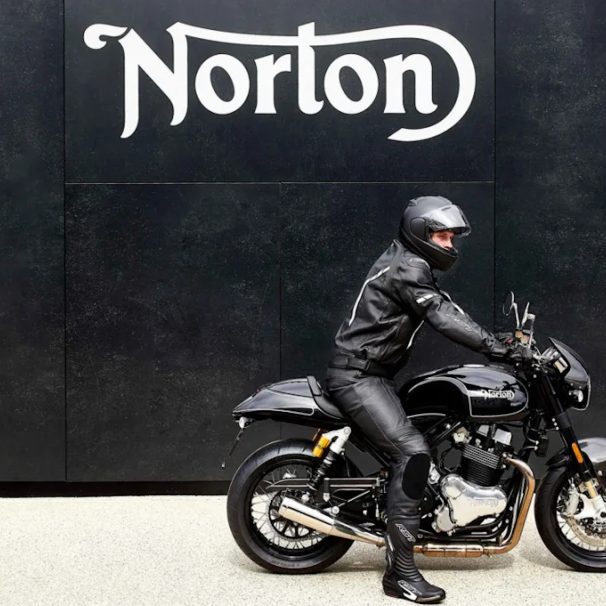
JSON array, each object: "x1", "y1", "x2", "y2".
[
  {"x1": 535, "y1": 466, "x2": 606, "y2": 571},
  {"x1": 227, "y1": 439, "x2": 355, "y2": 574}
]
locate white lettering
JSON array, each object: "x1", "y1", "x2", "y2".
[
  {"x1": 195, "y1": 54, "x2": 250, "y2": 114},
  {"x1": 254, "y1": 54, "x2": 292, "y2": 113},
  {"x1": 324, "y1": 54, "x2": 378, "y2": 114},
  {"x1": 472, "y1": 389, "x2": 516, "y2": 401},
  {"x1": 384, "y1": 54, "x2": 438, "y2": 114},
  {"x1": 83, "y1": 21, "x2": 476, "y2": 142},
  {"x1": 297, "y1": 23, "x2": 324, "y2": 114}
]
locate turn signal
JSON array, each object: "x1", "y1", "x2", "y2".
[
  {"x1": 313, "y1": 436, "x2": 331, "y2": 457},
  {"x1": 571, "y1": 442, "x2": 584, "y2": 464}
]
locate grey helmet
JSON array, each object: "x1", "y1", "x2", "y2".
[{"x1": 398, "y1": 196, "x2": 471, "y2": 271}]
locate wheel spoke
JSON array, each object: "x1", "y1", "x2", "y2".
[
  {"x1": 555, "y1": 475, "x2": 606, "y2": 553},
  {"x1": 246, "y1": 460, "x2": 329, "y2": 552}
]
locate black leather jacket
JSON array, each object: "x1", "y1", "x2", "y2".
[{"x1": 331, "y1": 238, "x2": 507, "y2": 371}]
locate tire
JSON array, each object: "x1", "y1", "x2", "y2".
[
  {"x1": 535, "y1": 465, "x2": 606, "y2": 572},
  {"x1": 226, "y1": 438, "x2": 354, "y2": 574}
]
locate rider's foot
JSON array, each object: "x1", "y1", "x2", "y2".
[
  {"x1": 382, "y1": 571, "x2": 446, "y2": 603},
  {"x1": 383, "y1": 515, "x2": 446, "y2": 603}
]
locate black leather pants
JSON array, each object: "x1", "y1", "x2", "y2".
[{"x1": 323, "y1": 367, "x2": 431, "y2": 519}]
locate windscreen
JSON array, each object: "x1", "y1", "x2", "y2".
[{"x1": 550, "y1": 338, "x2": 589, "y2": 388}]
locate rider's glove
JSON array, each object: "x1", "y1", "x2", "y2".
[
  {"x1": 495, "y1": 331, "x2": 515, "y2": 346},
  {"x1": 487, "y1": 340, "x2": 532, "y2": 364},
  {"x1": 504, "y1": 342, "x2": 533, "y2": 363}
]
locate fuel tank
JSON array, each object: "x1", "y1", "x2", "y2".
[{"x1": 400, "y1": 364, "x2": 529, "y2": 422}]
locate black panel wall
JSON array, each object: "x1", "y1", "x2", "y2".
[
  {"x1": 496, "y1": 1, "x2": 606, "y2": 444},
  {"x1": 0, "y1": 2, "x2": 65, "y2": 479},
  {"x1": 65, "y1": 0, "x2": 494, "y2": 183},
  {"x1": 63, "y1": 0, "x2": 495, "y2": 482},
  {"x1": 66, "y1": 185, "x2": 281, "y2": 480},
  {"x1": 1, "y1": 1, "x2": 605, "y2": 487}
]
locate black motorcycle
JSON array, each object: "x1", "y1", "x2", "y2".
[{"x1": 226, "y1": 293, "x2": 606, "y2": 573}]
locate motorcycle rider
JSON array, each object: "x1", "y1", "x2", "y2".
[{"x1": 323, "y1": 196, "x2": 529, "y2": 603}]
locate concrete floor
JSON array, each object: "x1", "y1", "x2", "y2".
[{"x1": 0, "y1": 495, "x2": 600, "y2": 606}]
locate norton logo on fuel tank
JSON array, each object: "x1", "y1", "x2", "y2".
[{"x1": 83, "y1": 22, "x2": 476, "y2": 141}]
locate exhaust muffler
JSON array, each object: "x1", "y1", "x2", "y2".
[{"x1": 278, "y1": 497, "x2": 384, "y2": 546}]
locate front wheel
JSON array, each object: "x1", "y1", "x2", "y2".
[
  {"x1": 535, "y1": 466, "x2": 606, "y2": 571},
  {"x1": 227, "y1": 439, "x2": 355, "y2": 574}
]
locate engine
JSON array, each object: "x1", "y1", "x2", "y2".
[
  {"x1": 429, "y1": 424, "x2": 514, "y2": 534},
  {"x1": 458, "y1": 424, "x2": 513, "y2": 486}
]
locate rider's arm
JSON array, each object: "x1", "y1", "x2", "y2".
[{"x1": 394, "y1": 257, "x2": 507, "y2": 357}]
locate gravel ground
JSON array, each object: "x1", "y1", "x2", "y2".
[{"x1": 0, "y1": 494, "x2": 600, "y2": 605}]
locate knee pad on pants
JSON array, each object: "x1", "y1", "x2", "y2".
[{"x1": 401, "y1": 452, "x2": 431, "y2": 500}]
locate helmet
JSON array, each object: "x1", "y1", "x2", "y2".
[{"x1": 398, "y1": 196, "x2": 471, "y2": 271}]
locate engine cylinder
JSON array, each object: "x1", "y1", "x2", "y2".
[{"x1": 461, "y1": 443, "x2": 500, "y2": 486}]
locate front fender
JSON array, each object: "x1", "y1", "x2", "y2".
[{"x1": 546, "y1": 437, "x2": 606, "y2": 489}]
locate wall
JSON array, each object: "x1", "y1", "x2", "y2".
[{"x1": 0, "y1": 0, "x2": 603, "y2": 486}]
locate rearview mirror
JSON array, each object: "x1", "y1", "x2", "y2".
[
  {"x1": 521, "y1": 301, "x2": 530, "y2": 327},
  {"x1": 502, "y1": 291, "x2": 515, "y2": 316}
]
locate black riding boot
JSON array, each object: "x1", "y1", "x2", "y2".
[{"x1": 383, "y1": 515, "x2": 446, "y2": 603}]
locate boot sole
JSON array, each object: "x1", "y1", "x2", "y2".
[{"x1": 383, "y1": 584, "x2": 446, "y2": 603}]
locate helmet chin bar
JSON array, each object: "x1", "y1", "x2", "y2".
[
  {"x1": 419, "y1": 225, "x2": 459, "y2": 270},
  {"x1": 425, "y1": 239, "x2": 459, "y2": 271}
]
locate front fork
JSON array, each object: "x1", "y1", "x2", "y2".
[{"x1": 540, "y1": 375, "x2": 605, "y2": 510}]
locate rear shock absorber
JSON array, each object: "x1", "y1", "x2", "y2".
[{"x1": 307, "y1": 427, "x2": 352, "y2": 492}]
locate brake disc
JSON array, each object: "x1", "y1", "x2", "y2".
[
  {"x1": 558, "y1": 481, "x2": 606, "y2": 550},
  {"x1": 563, "y1": 517, "x2": 606, "y2": 549}
]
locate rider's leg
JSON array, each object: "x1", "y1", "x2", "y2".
[{"x1": 324, "y1": 370, "x2": 445, "y2": 603}]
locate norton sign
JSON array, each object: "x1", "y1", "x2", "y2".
[{"x1": 83, "y1": 22, "x2": 476, "y2": 142}]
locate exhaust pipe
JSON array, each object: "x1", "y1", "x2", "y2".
[
  {"x1": 278, "y1": 497, "x2": 384, "y2": 546},
  {"x1": 278, "y1": 455, "x2": 535, "y2": 558},
  {"x1": 481, "y1": 456, "x2": 536, "y2": 556}
]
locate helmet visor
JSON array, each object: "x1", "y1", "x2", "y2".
[{"x1": 425, "y1": 205, "x2": 471, "y2": 236}]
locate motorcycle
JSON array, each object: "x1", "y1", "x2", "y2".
[{"x1": 225, "y1": 292, "x2": 606, "y2": 573}]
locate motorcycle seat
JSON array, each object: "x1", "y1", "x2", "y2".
[{"x1": 306, "y1": 376, "x2": 345, "y2": 420}]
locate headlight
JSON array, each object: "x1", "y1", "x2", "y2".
[
  {"x1": 567, "y1": 378, "x2": 590, "y2": 410},
  {"x1": 570, "y1": 388, "x2": 584, "y2": 403}
]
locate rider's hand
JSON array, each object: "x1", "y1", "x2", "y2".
[
  {"x1": 495, "y1": 331, "x2": 515, "y2": 346},
  {"x1": 504, "y1": 341, "x2": 533, "y2": 363},
  {"x1": 487, "y1": 340, "x2": 532, "y2": 364}
]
